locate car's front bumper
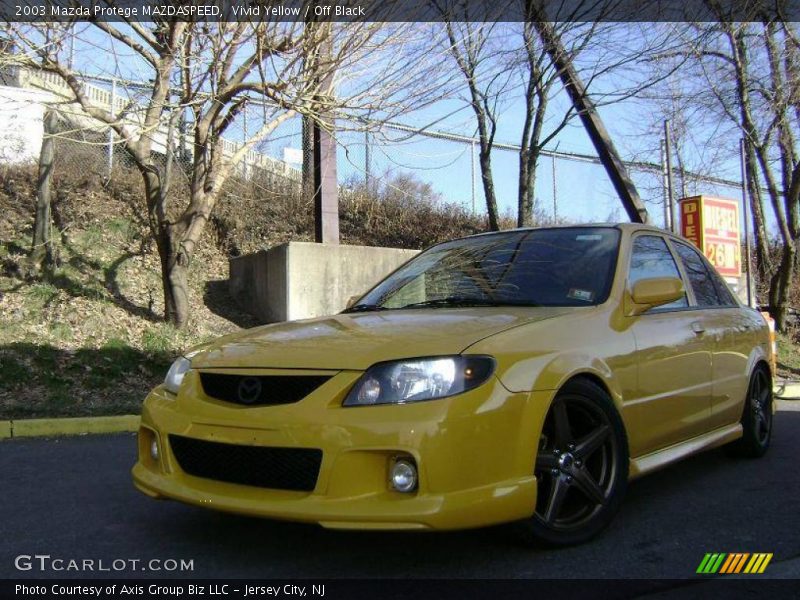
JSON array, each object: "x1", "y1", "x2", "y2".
[{"x1": 132, "y1": 370, "x2": 549, "y2": 530}]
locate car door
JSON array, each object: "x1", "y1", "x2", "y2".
[
  {"x1": 624, "y1": 234, "x2": 713, "y2": 456},
  {"x1": 670, "y1": 240, "x2": 753, "y2": 431}
]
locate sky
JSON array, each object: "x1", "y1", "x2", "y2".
[{"x1": 56, "y1": 20, "x2": 753, "y2": 232}]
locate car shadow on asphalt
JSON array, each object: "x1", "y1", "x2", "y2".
[{"x1": 152, "y1": 411, "x2": 800, "y2": 578}]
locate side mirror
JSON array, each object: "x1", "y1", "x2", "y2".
[
  {"x1": 627, "y1": 277, "x2": 684, "y2": 316},
  {"x1": 346, "y1": 295, "x2": 360, "y2": 309}
]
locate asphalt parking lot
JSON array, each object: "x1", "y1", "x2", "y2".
[{"x1": 2, "y1": 404, "x2": 799, "y2": 584}]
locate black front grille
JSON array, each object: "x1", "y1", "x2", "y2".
[
  {"x1": 199, "y1": 373, "x2": 331, "y2": 406},
  {"x1": 169, "y1": 435, "x2": 322, "y2": 492}
]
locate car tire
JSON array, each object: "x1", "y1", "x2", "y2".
[
  {"x1": 725, "y1": 366, "x2": 773, "y2": 459},
  {"x1": 517, "y1": 378, "x2": 629, "y2": 547}
]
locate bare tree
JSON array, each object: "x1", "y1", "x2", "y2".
[
  {"x1": 6, "y1": 13, "x2": 449, "y2": 327},
  {"x1": 442, "y1": 20, "x2": 506, "y2": 230},
  {"x1": 441, "y1": 6, "x2": 681, "y2": 230},
  {"x1": 28, "y1": 109, "x2": 56, "y2": 272},
  {"x1": 670, "y1": 17, "x2": 800, "y2": 329},
  {"x1": 628, "y1": 60, "x2": 741, "y2": 224}
]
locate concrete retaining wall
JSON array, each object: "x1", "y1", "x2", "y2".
[
  {"x1": 229, "y1": 242, "x2": 419, "y2": 323},
  {"x1": 0, "y1": 85, "x2": 50, "y2": 163}
]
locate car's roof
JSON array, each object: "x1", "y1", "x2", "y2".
[{"x1": 458, "y1": 222, "x2": 673, "y2": 242}]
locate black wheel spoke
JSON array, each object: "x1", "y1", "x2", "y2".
[
  {"x1": 574, "y1": 424, "x2": 610, "y2": 460},
  {"x1": 758, "y1": 387, "x2": 770, "y2": 406},
  {"x1": 571, "y1": 467, "x2": 606, "y2": 506},
  {"x1": 536, "y1": 451, "x2": 559, "y2": 471},
  {"x1": 751, "y1": 372, "x2": 771, "y2": 443},
  {"x1": 757, "y1": 414, "x2": 767, "y2": 436},
  {"x1": 553, "y1": 401, "x2": 572, "y2": 448},
  {"x1": 543, "y1": 476, "x2": 569, "y2": 523}
]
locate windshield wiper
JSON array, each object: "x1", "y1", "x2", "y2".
[
  {"x1": 399, "y1": 296, "x2": 537, "y2": 309},
  {"x1": 342, "y1": 303, "x2": 390, "y2": 314}
]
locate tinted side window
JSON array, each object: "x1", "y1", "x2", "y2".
[
  {"x1": 673, "y1": 242, "x2": 723, "y2": 307},
  {"x1": 707, "y1": 264, "x2": 739, "y2": 306},
  {"x1": 628, "y1": 235, "x2": 688, "y2": 310}
]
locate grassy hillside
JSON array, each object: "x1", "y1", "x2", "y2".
[
  {"x1": 4, "y1": 160, "x2": 796, "y2": 420},
  {"x1": 0, "y1": 165, "x2": 253, "y2": 418},
  {"x1": 0, "y1": 164, "x2": 496, "y2": 419}
]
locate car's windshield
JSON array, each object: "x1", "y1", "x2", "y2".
[{"x1": 347, "y1": 227, "x2": 621, "y2": 311}]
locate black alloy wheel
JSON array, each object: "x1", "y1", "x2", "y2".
[
  {"x1": 725, "y1": 366, "x2": 773, "y2": 458},
  {"x1": 520, "y1": 378, "x2": 628, "y2": 546}
]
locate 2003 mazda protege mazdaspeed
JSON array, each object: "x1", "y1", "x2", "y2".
[{"x1": 133, "y1": 223, "x2": 774, "y2": 545}]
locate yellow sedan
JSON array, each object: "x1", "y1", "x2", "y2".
[{"x1": 132, "y1": 224, "x2": 774, "y2": 545}]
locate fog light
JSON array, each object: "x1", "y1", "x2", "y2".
[
  {"x1": 390, "y1": 459, "x2": 417, "y2": 493},
  {"x1": 150, "y1": 439, "x2": 159, "y2": 461}
]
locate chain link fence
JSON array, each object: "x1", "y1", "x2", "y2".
[{"x1": 3, "y1": 68, "x2": 752, "y2": 238}]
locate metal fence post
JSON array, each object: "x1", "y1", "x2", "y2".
[
  {"x1": 68, "y1": 24, "x2": 75, "y2": 70},
  {"x1": 470, "y1": 140, "x2": 476, "y2": 214},
  {"x1": 178, "y1": 107, "x2": 186, "y2": 163},
  {"x1": 242, "y1": 102, "x2": 248, "y2": 180},
  {"x1": 552, "y1": 152, "x2": 557, "y2": 222},
  {"x1": 107, "y1": 77, "x2": 116, "y2": 177},
  {"x1": 364, "y1": 129, "x2": 370, "y2": 190}
]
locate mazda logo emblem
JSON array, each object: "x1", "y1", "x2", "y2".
[{"x1": 237, "y1": 377, "x2": 262, "y2": 404}]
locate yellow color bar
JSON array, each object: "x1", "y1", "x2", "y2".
[
  {"x1": 744, "y1": 553, "x2": 774, "y2": 574},
  {"x1": 758, "y1": 554, "x2": 773, "y2": 574}
]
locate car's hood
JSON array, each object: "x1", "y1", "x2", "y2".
[{"x1": 192, "y1": 307, "x2": 578, "y2": 371}]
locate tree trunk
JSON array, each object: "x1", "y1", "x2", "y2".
[
  {"x1": 137, "y1": 159, "x2": 187, "y2": 328},
  {"x1": 478, "y1": 147, "x2": 500, "y2": 231},
  {"x1": 745, "y1": 143, "x2": 771, "y2": 284},
  {"x1": 29, "y1": 109, "x2": 56, "y2": 271},
  {"x1": 768, "y1": 242, "x2": 795, "y2": 331},
  {"x1": 156, "y1": 226, "x2": 191, "y2": 329},
  {"x1": 518, "y1": 153, "x2": 538, "y2": 227}
]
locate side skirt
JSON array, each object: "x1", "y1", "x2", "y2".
[{"x1": 628, "y1": 423, "x2": 743, "y2": 480}]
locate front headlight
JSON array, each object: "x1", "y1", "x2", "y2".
[
  {"x1": 164, "y1": 356, "x2": 192, "y2": 395},
  {"x1": 343, "y1": 356, "x2": 495, "y2": 406}
]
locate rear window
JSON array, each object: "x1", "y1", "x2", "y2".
[{"x1": 673, "y1": 241, "x2": 727, "y2": 307}]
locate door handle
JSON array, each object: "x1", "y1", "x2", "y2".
[{"x1": 691, "y1": 321, "x2": 705, "y2": 335}]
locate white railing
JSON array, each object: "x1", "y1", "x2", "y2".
[{"x1": 15, "y1": 65, "x2": 301, "y2": 183}]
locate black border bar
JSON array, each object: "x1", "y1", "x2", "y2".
[
  {"x1": 2, "y1": 0, "x2": 799, "y2": 23},
  {"x1": 3, "y1": 579, "x2": 800, "y2": 600}
]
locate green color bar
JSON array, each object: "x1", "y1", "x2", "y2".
[
  {"x1": 710, "y1": 553, "x2": 726, "y2": 573},
  {"x1": 697, "y1": 553, "x2": 727, "y2": 574},
  {"x1": 696, "y1": 554, "x2": 714, "y2": 574}
]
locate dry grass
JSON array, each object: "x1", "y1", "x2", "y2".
[
  {"x1": 0, "y1": 163, "x2": 502, "y2": 419},
  {"x1": 0, "y1": 163, "x2": 248, "y2": 418}
]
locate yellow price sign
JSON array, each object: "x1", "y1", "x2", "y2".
[{"x1": 679, "y1": 196, "x2": 741, "y2": 277}]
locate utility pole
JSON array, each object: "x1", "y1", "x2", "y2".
[
  {"x1": 530, "y1": 8, "x2": 648, "y2": 224},
  {"x1": 552, "y1": 152, "x2": 557, "y2": 222},
  {"x1": 660, "y1": 139, "x2": 670, "y2": 230},
  {"x1": 664, "y1": 120, "x2": 676, "y2": 233},
  {"x1": 303, "y1": 22, "x2": 339, "y2": 244},
  {"x1": 740, "y1": 138, "x2": 753, "y2": 307}
]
